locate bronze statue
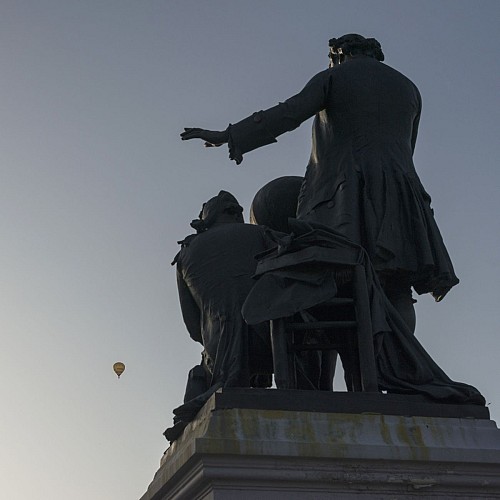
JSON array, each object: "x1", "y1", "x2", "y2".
[
  {"x1": 165, "y1": 185, "x2": 485, "y2": 443},
  {"x1": 165, "y1": 191, "x2": 274, "y2": 441},
  {"x1": 181, "y1": 34, "x2": 459, "y2": 334},
  {"x1": 170, "y1": 35, "x2": 486, "y2": 443}
]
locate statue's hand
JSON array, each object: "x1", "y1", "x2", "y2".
[{"x1": 180, "y1": 128, "x2": 228, "y2": 148}]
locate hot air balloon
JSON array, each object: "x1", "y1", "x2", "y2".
[{"x1": 113, "y1": 362, "x2": 125, "y2": 379}]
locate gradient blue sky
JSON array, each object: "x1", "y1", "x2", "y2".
[{"x1": 1, "y1": 1, "x2": 499, "y2": 499}]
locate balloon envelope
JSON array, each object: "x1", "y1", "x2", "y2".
[{"x1": 113, "y1": 362, "x2": 125, "y2": 378}]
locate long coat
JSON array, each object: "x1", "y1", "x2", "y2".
[
  {"x1": 175, "y1": 222, "x2": 273, "y2": 387},
  {"x1": 228, "y1": 56, "x2": 458, "y2": 295}
]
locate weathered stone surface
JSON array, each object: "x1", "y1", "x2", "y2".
[{"x1": 141, "y1": 390, "x2": 500, "y2": 499}]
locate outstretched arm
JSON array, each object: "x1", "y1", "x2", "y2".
[{"x1": 181, "y1": 69, "x2": 330, "y2": 164}]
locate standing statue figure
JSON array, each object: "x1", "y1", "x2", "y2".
[
  {"x1": 181, "y1": 34, "x2": 459, "y2": 334},
  {"x1": 166, "y1": 191, "x2": 274, "y2": 440}
]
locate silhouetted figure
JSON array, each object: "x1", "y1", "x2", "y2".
[
  {"x1": 165, "y1": 191, "x2": 273, "y2": 441},
  {"x1": 181, "y1": 34, "x2": 459, "y2": 334}
]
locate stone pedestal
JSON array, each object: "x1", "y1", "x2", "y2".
[{"x1": 140, "y1": 390, "x2": 500, "y2": 499}]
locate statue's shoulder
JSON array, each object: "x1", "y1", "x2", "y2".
[{"x1": 377, "y1": 61, "x2": 420, "y2": 91}]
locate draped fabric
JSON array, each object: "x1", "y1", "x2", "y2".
[{"x1": 242, "y1": 221, "x2": 485, "y2": 406}]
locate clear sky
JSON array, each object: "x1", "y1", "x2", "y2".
[{"x1": 0, "y1": 1, "x2": 499, "y2": 499}]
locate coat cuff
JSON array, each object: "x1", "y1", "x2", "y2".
[{"x1": 227, "y1": 111, "x2": 278, "y2": 164}]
